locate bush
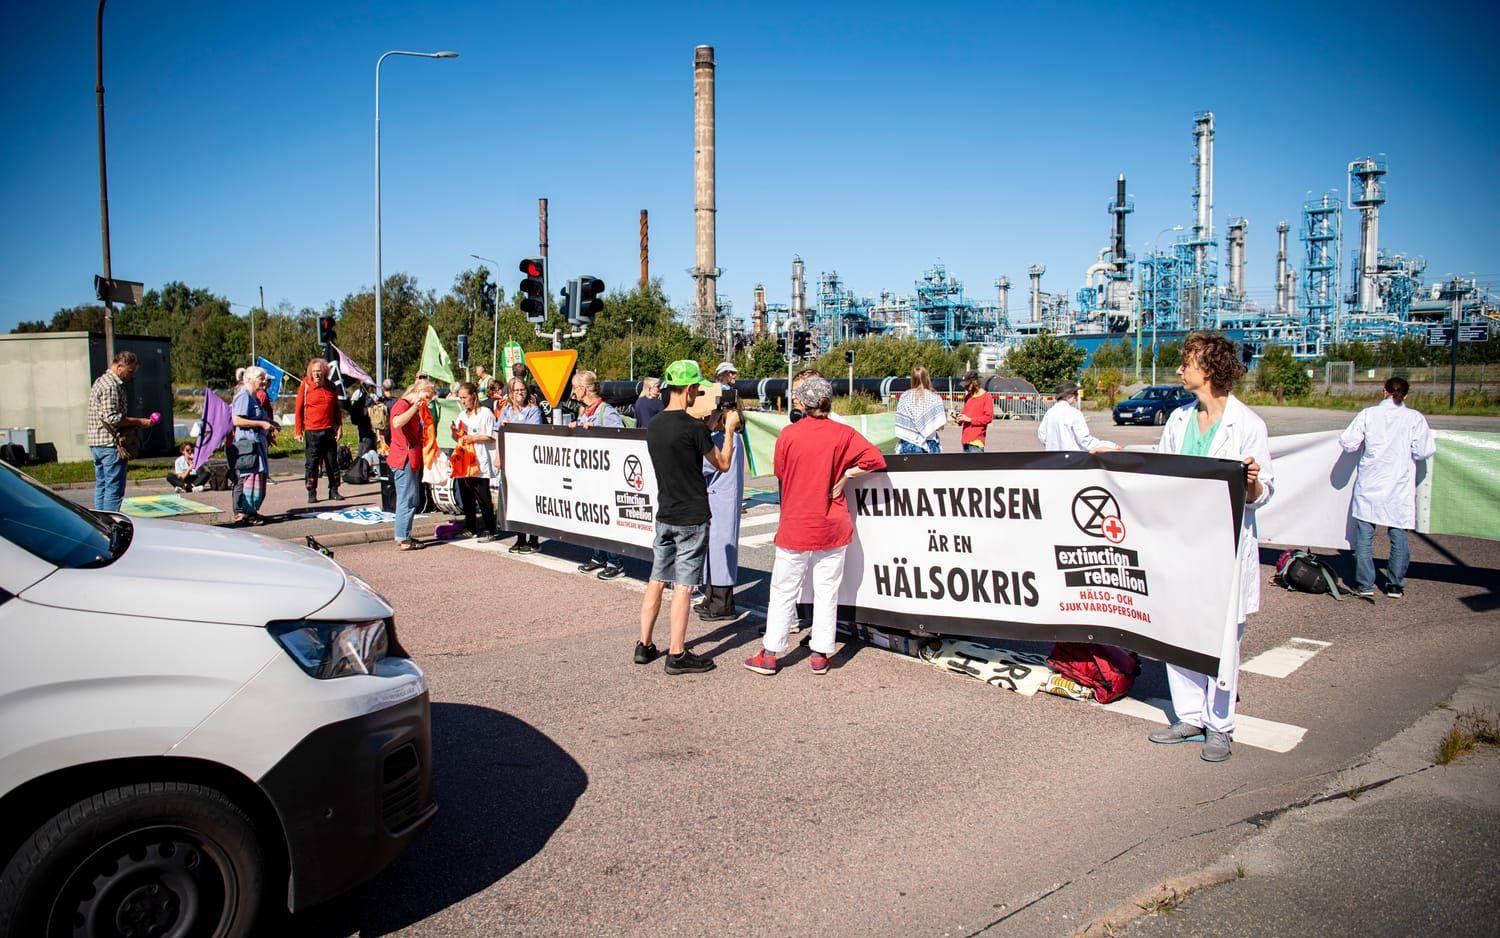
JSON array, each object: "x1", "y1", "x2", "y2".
[
  {"x1": 1256, "y1": 345, "x2": 1312, "y2": 400},
  {"x1": 1088, "y1": 367, "x2": 1126, "y2": 405},
  {"x1": 833, "y1": 392, "x2": 884, "y2": 415},
  {"x1": 1004, "y1": 333, "x2": 1086, "y2": 393}
]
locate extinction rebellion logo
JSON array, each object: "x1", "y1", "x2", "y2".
[
  {"x1": 622, "y1": 455, "x2": 645, "y2": 491},
  {"x1": 1057, "y1": 486, "x2": 1149, "y2": 596}
]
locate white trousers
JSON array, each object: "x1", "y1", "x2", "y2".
[
  {"x1": 764, "y1": 545, "x2": 845, "y2": 656},
  {"x1": 1165, "y1": 621, "x2": 1244, "y2": 734}
]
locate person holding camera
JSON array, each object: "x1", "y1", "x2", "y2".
[
  {"x1": 637, "y1": 360, "x2": 741, "y2": 675},
  {"x1": 698, "y1": 370, "x2": 745, "y2": 621},
  {"x1": 572, "y1": 370, "x2": 628, "y2": 579}
]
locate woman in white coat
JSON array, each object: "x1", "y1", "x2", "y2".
[{"x1": 1149, "y1": 331, "x2": 1274, "y2": 763}]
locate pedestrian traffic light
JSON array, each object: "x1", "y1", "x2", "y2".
[
  {"x1": 844, "y1": 349, "x2": 854, "y2": 365},
  {"x1": 577, "y1": 276, "x2": 605, "y2": 324},
  {"x1": 318, "y1": 316, "x2": 336, "y2": 347},
  {"x1": 559, "y1": 279, "x2": 578, "y2": 322},
  {"x1": 457, "y1": 333, "x2": 469, "y2": 365},
  {"x1": 793, "y1": 330, "x2": 812, "y2": 358},
  {"x1": 518, "y1": 258, "x2": 546, "y2": 322}
]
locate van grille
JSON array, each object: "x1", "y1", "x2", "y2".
[{"x1": 381, "y1": 743, "x2": 423, "y2": 832}]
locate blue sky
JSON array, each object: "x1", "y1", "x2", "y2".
[{"x1": 2, "y1": 1, "x2": 1496, "y2": 333}]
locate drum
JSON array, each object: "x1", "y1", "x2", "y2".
[{"x1": 429, "y1": 479, "x2": 464, "y2": 515}]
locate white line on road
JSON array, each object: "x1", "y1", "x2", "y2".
[
  {"x1": 1096, "y1": 696, "x2": 1308, "y2": 753},
  {"x1": 738, "y1": 511, "x2": 780, "y2": 530},
  {"x1": 1241, "y1": 638, "x2": 1332, "y2": 678},
  {"x1": 741, "y1": 530, "x2": 778, "y2": 548}
]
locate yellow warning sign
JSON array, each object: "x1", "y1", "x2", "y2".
[{"x1": 524, "y1": 349, "x2": 578, "y2": 409}]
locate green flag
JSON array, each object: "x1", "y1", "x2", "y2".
[{"x1": 419, "y1": 325, "x2": 455, "y2": 384}]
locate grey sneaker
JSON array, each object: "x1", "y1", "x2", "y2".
[
  {"x1": 1201, "y1": 729, "x2": 1233, "y2": 762},
  {"x1": 1148, "y1": 722, "x2": 1206, "y2": 745}
]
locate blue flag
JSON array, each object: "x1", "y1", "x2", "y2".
[{"x1": 256, "y1": 356, "x2": 288, "y2": 403}]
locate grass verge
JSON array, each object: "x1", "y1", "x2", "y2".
[{"x1": 1434, "y1": 707, "x2": 1499, "y2": 765}]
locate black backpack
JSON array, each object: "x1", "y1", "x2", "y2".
[
  {"x1": 1273, "y1": 549, "x2": 1342, "y2": 600},
  {"x1": 336, "y1": 445, "x2": 353, "y2": 471}
]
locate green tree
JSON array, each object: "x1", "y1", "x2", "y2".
[
  {"x1": 1322, "y1": 340, "x2": 1375, "y2": 369},
  {"x1": 1004, "y1": 333, "x2": 1087, "y2": 392},
  {"x1": 811, "y1": 337, "x2": 966, "y2": 380},
  {"x1": 1256, "y1": 345, "x2": 1312, "y2": 399},
  {"x1": 1156, "y1": 341, "x2": 1183, "y2": 372},
  {"x1": 1089, "y1": 339, "x2": 1129, "y2": 370},
  {"x1": 738, "y1": 339, "x2": 787, "y2": 379}
]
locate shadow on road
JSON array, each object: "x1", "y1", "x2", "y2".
[
  {"x1": 1259, "y1": 541, "x2": 1500, "y2": 611},
  {"x1": 289, "y1": 702, "x2": 587, "y2": 936}
]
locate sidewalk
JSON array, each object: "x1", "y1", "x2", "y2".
[{"x1": 1090, "y1": 664, "x2": 1500, "y2": 937}]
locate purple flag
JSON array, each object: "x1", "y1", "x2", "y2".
[
  {"x1": 331, "y1": 343, "x2": 374, "y2": 386},
  {"x1": 192, "y1": 389, "x2": 234, "y2": 472}
]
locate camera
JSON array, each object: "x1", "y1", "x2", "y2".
[{"x1": 717, "y1": 387, "x2": 739, "y2": 410}]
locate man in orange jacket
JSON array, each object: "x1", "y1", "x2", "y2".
[{"x1": 295, "y1": 358, "x2": 343, "y2": 503}]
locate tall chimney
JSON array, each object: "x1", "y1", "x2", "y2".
[
  {"x1": 995, "y1": 276, "x2": 1011, "y2": 324},
  {"x1": 1275, "y1": 221, "x2": 1289, "y2": 315},
  {"x1": 1192, "y1": 112, "x2": 1214, "y2": 279},
  {"x1": 753, "y1": 284, "x2": 767, "y2": 339},
  {"x1": 692, "y1": 46, "x2": 717, "y2": 333},
  {"x1": 1349, "y1": 156, "x2": 1387, "y2": 314},
  {"x1": 791, "y1": 255, "x2": 806, "y2": 321},
  {"x1": 1226, "y1": 217, "x2": 1248, "y2": 296},
  {"x1": 1028, "y1": 265, "x2": 1046, "y2": 322},
  {"x1": 1287, "y1": 269, "x2": 1298, "y2": 317},
  {"x1": 640, "y1": 209, "x2": 649, "y2": 292},
  {"x1": 1111, "y1": 173, "x2": 1131, "y2": 272}
]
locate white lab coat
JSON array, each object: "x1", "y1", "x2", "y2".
[
  {"x1": 1338, "y1": 398, "x2": 1435, "y2": 530},
  {"x1": 1037, "y1": 398, "x2": 1110, "y2": 452},
  {"x1": 1156, "y1": 394, "x2": 1275, "y2": 623}
]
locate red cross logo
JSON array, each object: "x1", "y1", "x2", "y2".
[{"x1": 1102, "y1": 515, "x2": 1126, "y2": 544}]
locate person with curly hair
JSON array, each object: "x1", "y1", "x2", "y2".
[{"x1": 1147, "y1": 331, "x2": 1273, "y2": 764}]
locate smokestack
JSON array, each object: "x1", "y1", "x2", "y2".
[
  {"x1": 691, "y1": 46, "x2": 717, "y2": 333},
  {"x1": 640, "y1": 209, "x2": 649, "y2": 292},
  {"x1": 1192, "y1": 112, "x2": 1214, "y2": 278},
  {"x1": 1287, "y1": 269, "x2": 1298, "y2": 317},
  {"x1": 995, "y1": 276, "x2": 1011, "y2": 324},
  {"x1": 1349, "y1": 156, "x2": 1387, "y2": 313},
  {"x1": 1226, "y1": 217, "x2": 1248, "y2": 296},
  {"x1": 1028, "y1": 265, "x2": 1045, "y2": 322},
  {"x1": 791, "y1": 255, "x2": 806, "y2": 321},
  {"x1": 753, "y1": 284, "x2": 767, "y2": 339},
  {"x1": 1275, "y1": 221, "x2": 1289, "y2": 315},
  {"x1": 538, "y1": 197, "x2": 548, "y2": 262},
  {"x1": 1111, "y1": 173, "x2": 1130, "y2": 271}
]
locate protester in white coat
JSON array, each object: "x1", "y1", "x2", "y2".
[
  {"x1": 1338, "y1": 376, "x2": 1435, "y2": 599},
  {"x1": 1149, "y1": 332, "x2": 1274, "y2": 764},
  {"x1": 1038, "y1": 381, "x2": 1119, "y2": 452}
]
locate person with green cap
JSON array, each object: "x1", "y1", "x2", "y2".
[{"x1": 637, "y1": 360, "x2": 742, "y2": 674}]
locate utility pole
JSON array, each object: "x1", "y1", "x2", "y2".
[
  {"x1": 96, "y1": 0, "x2": 115, "y2": 361},
  {"x1": 1439, "y1": 276, "x2": 1466, "y2": 408},
  {"x1": 254, "y1": 285, "x2": 263, "y2": 361}
]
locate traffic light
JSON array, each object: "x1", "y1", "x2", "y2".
[
  {"x1": 457, "y1": 333, "x2": 469, "y2": 365},
  {"x1": 844, "y1": 349, "x2": 854, "y2": 365},
  {"x1": 559, "y1": 279, "x2": 577, "y2": 322},
  {"x1": 577, "y1": 276, "x2": 605, "y2": 324},
  {"x1": 792, "y1": 330, "x2": 812, "y2": 358},
  {"x1": 776, "y1": 336, "x2": 786, "y2": 356},
  {"x1": 518, "y1": 257, "x2": 546, "y2": 322},
  {"x1": 318, "y1": 315, "x2": 337, "y2": 347}
]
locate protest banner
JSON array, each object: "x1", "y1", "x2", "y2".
[
  {"x1": 839, "y1": 451, "x2": 1247, "y2": 679},
  {"x1": 501, "y1": 424, "x2": 656, "y2": 560}
]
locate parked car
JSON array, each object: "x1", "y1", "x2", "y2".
[
  {"x1": 1112, "y1": 385, "x2": 1195, "y2": 425},
  {"x1": 0, "y1": 460, "x2": 434, "y2": 937}
]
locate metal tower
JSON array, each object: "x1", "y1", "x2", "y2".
[
  {"x1": 1301, "y1": 193, "x2": 1343, "y2": 346},
  {"x1": 1348, "y1": 156, "x2": 1387, "y2": 315}
]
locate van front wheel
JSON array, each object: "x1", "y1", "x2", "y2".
[{"x1": 0, "y1": 781, "x2": 265, "y2": 938}]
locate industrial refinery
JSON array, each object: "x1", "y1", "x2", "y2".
[{"x1": 686, "y1": 49, "x2": 1496, "y2": 364}]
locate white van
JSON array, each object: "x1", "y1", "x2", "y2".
[{"x1": 0, "y1": 461, "x2": 435, "y2": 937}]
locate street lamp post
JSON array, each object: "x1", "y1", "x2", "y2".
[
  {"x1": 376, "y1": 49, "x2": 458, "y2": 391},
  {"x1": 470, "y1": 253, "x2": 501, "y2": 374},
  {"x1": 1145, "y1": 224, "x2": 1184, "y2": 385},
  {"x1": 96, "y1": 0, "x2": 115, "y2": 360}
]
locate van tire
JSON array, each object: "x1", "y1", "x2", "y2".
[{"x1": 0, "y1": 781, "x2": 265, "y2": 938}]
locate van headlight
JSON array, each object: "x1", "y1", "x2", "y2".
[{"x1": 269, "y1": 619, "x2": 389, "y2": 678}]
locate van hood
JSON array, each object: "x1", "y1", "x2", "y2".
[{"x1": 20, "y1": 518, "x2": 366, "y2": 626}]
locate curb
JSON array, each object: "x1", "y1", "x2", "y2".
[
  {"x1": 52, "y1": 471, "x2": 303, "y2": 492},
  {"x1": 1072, "y1": 865, "x2": 1240, "y2": 937}
]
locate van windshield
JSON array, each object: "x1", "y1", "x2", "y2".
[{"x1": 0, "y1": 462, "x2": 120, "y2": 568}]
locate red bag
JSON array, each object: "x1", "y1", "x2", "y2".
[{"x1": 1045, "y1": 642, "x2": 1141, "y2": 704}]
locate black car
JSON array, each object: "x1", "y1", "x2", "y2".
[{"x1": 1113, "y1": 385, "x2": 1194, "y2": 426}]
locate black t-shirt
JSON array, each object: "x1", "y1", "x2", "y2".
[{"x1": 647, "y1": 409, "x2": 715, "y2": 525}]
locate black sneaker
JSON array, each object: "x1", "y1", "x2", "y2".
[
  {"x1": 696, "y1": 605, "x2": 737, "y2": 622},
  {"x1": 597, "y1": 565, "x2": 625, "y2": 580},
  {"x1": 578, "y1": 559, "x2": 607, "y2": 573},
  {"x1": 328, "y1": 488, "x2": 343, "y2": 501},
  {"x1": 306, "y1": 491, "x2": 318, "y2": 504},
  {"x1": 634, "y1": 641, "x2": 659, "y2": 664},
  {"x1": 1383, "y1": 585, "x2": 1404, "y2": 598},
  {"x1": 664, "y1": 649, "x2": 716, "y2": 675},
  {"x1": 514, "y1": 540, "x2": 539, "y2": 554}
]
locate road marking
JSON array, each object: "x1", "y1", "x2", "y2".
[
  {"x1": 1095, "y1": 696, "x2": 1307, "y2": 753},
  {"x1": 741, "y1": 530, "x2": 778, "y2": 548},
  {"x1": 1241, "y1": 638, "x2": 1331, "y2": 678},
  {"x1": 446, "y1": 538, "x2": 649, "y2": 592},
  {"x1": 738, "y1": 511, "x2": 780, "y2": 530}
]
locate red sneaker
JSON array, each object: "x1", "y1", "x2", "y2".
[
  {"x1": 810, "y1": 652, "x2": 831, "y2": 675},
  {"x1": 742, "y1": 650, "x2": 779, "y2": 675}
]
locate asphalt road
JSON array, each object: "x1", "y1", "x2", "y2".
[{"x1": 278, "y1": 500, "x2": 1499, "y2": 936}]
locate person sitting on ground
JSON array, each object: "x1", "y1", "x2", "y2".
[
  {"x1": 953, "y1": 371, "x2": 994, "y2": 452},
  {"x1": 451, "y1": 381, "x2": 501, "y2": 542},
  {"x1": 1338, "y1": 376, "x2": 1435, "y2": 600},
  {"x1": 744, "y1": 376, "x2": 887, "y2": 677},
  {"x1": 1037, "y1": 380, "x2": 1120, "y2": 453},
  {"x1": 894, "y1": 365, "x2": 946, "y2": 454},
  {"x1": 1147, "y1": 331, "x2": 1273, "y2": 764},
  {"x1": 231, "y1": 366, "x2": 277, "y2": 526},
  {"x1": 572, "y1": 370, "x2": 629, "y2": 580},
  {"x1": 637, "y1": 360, "x2": 742, "y2": 675},
  {"x1": 497, "y1": 377, "x2": 543, "y2": 554},
  {"x1": 632, "y1": 376, "x2": 664, "y2": 428},
  {"x1": 166, "y1": 442, "x2": 209, "y2": 492},
  {"x1": 387, "y1": 378, "x2": 437, "y2": 551}
]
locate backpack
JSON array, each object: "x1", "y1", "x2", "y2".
[
  {"x1": 336, "y1": 445, "x2": 353, "y2": 471},
  {"x1": 1046, "y1": 642, "x2": 1141, "y2": 704},
  {"x1": 205, "y1": 462, "x2": 232, "y2": 491},
  {"x1": 1273, "y1": 549, "x2": 1342, "y2": 599},
  {"x1": 369, "y1": 400, "x2": 389, "y2": 431},
  {"x1": 344, "y1": 456, "x2": 372, "y2": 485}
]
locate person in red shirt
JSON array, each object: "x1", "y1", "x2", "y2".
[
  {"x1": 953, "y1": 371, "x2": 994, "y2": 452},
  {"x1": 744, "y1": 376, "x2": 886, "y2": 676},
  {"x1": 386, "y1": 378, "x2": 436, "y2": 550},
  {"x1": 295, "y1": 357, "x2": 343, "y2": 503}
]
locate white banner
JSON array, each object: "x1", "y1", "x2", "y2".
[
  {"x1": 1255, "y1": 430, "x2": 1360, "y2": 550},
  {"x1": 839, "y1": 452, "x2": 1246, "y2": 677},
  {"x1": 501, "y1": 424, "x2": 657, "y2": 560}
]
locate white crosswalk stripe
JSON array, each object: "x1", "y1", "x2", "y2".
[
  {"x1": 738, "y1": 511, "x2": 780, "y2": 530},
  {"x1": 1240, "y1": 637, "x2": 1331, "y2": 678},
  {"x1": 1095, "y1": 696, "x2": 1308, "y2": 753}
]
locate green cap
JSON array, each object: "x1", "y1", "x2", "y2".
[{"x1": 663, "y1": 359, "x2": 714, "y2": 389}]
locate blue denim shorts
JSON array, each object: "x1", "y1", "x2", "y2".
[{"x1": 650, "y1": 521, "x2": 710, "y2": 587}]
